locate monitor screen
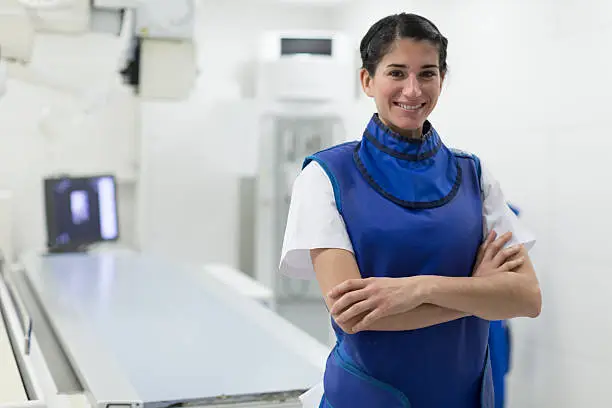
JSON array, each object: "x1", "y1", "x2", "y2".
[
  {"x1": 280, "y1": 38, "x2": 333, "y2": 56},
  {"x1": 44, "y1": 174, "x2": 119, "y2": 251}
]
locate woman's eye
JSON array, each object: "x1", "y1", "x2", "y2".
[
  {"x1": 389, "y1": 71, "x2": 404, "y2": 78},
  {"x1": 421, "y1": 71, "x2": 437, "y2": 78}
]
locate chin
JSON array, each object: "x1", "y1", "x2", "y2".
[{"x1": 389, "y1": 116, "x2": 426, "y2": 134}]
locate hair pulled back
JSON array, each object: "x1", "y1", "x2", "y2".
[{"x1": 360, "y1": 13, "x2": 448, "y2": 76}]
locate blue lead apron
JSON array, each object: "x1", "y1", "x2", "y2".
[{"x1": 304, "y1": 114, "x2": 494, "y2": 408}]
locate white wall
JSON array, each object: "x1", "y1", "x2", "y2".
[{"x1": 337, "y1": 0, "x2": 611, "y2": 406}]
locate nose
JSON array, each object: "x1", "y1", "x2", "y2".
[{"x1": 402, "y1": 73, "x2": 422, "y2": 98}]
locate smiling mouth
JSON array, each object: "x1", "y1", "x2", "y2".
[{"x1": 394, "y1": 102, "x2": 426, "y2": 111}]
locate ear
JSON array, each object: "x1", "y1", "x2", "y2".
[
  {"x1": 359, "y1": 68, "x2": 375, "y2": 98},
  {"x1": 440, "y1": 71, "x2": 446, "y2": 90}
]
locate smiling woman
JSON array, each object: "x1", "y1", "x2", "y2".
[
  {"x1": 359, "y1": 15, "x2": 447, "y2": 138},
  {"x1": 279, "y1": 12, "x2": 540, "y2": 408}
]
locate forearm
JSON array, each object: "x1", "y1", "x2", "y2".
[
  {"x1": 423, "y1": 273, "x2": 541, "y2": 321},
  {"x1": 361, "y1": 303, "x2": 470, "y2": 331}
]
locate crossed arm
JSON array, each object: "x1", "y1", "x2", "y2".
[
  {"x1": 312, "y1": 232, "x2": 542, "y2": 334},
  {"x1": 312, "y1": 248, "x2": 469, "y2": 332}
]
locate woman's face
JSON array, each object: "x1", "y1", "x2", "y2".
[{"x1": 360, "y1": 38, "x2": 444, "y2": 137}]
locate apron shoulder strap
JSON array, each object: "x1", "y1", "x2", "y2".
[{"x1": 450, "y1": 148, "x2": 482, "y2": 192}]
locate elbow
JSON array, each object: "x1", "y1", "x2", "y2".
[
  {"x1": 525, "y1": 284, "x2": 542, "y2": 318},
  {"x1": 503, "y1": 279, "x2": 542, "y2": 320}
]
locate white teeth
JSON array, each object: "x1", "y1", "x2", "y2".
[{"x1": 397, "y1": 103, "x2": 424, "y2": 111}]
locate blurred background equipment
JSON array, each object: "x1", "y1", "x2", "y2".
[{"x1": 255, "y1": 29, "x2": 354, "y2": 303}]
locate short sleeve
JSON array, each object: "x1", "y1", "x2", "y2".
[
  {"x1": 279, "y1": 161, "x2": 354, "y2": 280},
  {"x1": 481, "y1": 162, "x2": 536, "y2": 252}
]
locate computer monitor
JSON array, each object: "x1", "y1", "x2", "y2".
[{"x1": 44, "y1": 174, "x2": 119, "y2": 253}]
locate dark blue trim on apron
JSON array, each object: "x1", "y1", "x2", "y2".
[{"x1": 322, "y1": 345, "x2": 411, "y2": 408}]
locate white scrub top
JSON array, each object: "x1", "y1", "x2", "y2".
[{"x1": 280, "y1": 160, "x2": 536, "y2": 280}]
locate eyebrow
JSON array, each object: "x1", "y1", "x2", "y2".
[{"x1": 386, "y1": 64, "x2": 439, "y2": 70}]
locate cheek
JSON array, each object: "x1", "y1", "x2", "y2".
[
  {"x1": 424, "y1": 84, "x2": 441, "y2": 102},
  {"x1": 375, "y1": 82, "x2": 402, "y2": 102}
]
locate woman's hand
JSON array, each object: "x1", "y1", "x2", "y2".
[
  {"x1": 473, "y1": 230, "x2": 525, "y2": 277},
  {"x1": 328, "y1": 276, "x2": 428, "y2": 333}
]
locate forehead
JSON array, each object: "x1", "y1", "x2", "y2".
[{"x1": 379, "y1": 38, "x2": 440, "y2": 68}]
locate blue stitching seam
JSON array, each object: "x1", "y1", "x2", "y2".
[
  {"x1": 333, "y1": 348, "x2": 411, "y2": 407},
  {"x1": 450, "y1": 148, "x2": 482, "y2": 192},
  {"x1": 323, "y1": 397, "x2": 334, "y2": 408}
]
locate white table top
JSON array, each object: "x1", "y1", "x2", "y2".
[
  {"x1": 20, "y1": 251, "x2": 328, "y2": 408},
  {"x1": 202, "y1": 263, "x2": 273, "y2": 301}
]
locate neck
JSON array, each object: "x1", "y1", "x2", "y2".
[
  {"x1": 398, "y1": 127, "x2": 423, "y2": 139},
  {"x1": 378, "y1": 116, "x2": 423, "y2": 140}
]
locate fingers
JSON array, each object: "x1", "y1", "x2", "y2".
[
  {"x1": 492, "y1": 243, "x2": 523, "y2": 266},
  {"x1": 500, "y1": 256, "x2": 525, "y2": 271},
  {"x1": 484, "y1": 231, "x2": 513, "y2": 261},
  {"x1": 330, "y1": 288, "x2": 370, "y2": 316},
  {"x1": 485, "y1": 229, "x2": 497, "y2": 246},
  {"x1": 328, "y1": 278, "x2": 368, "y2": 299},
  {"x1": 334, "y1": 298, "x2": 375, "y2": 324},
  {"x1": 476, "y1": 230, "x2": 496, "y2": 264},
  {"x1": 352, "y1": 309, "x2": 382, "y2": 333}
]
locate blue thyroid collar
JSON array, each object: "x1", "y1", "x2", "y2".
[{"x1": 354, "y1": 114, "x2": 462, "y2": 209}]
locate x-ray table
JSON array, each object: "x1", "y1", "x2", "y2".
[{"x1": 5, "y1": 251, "x2": 328, "y2": 408}]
